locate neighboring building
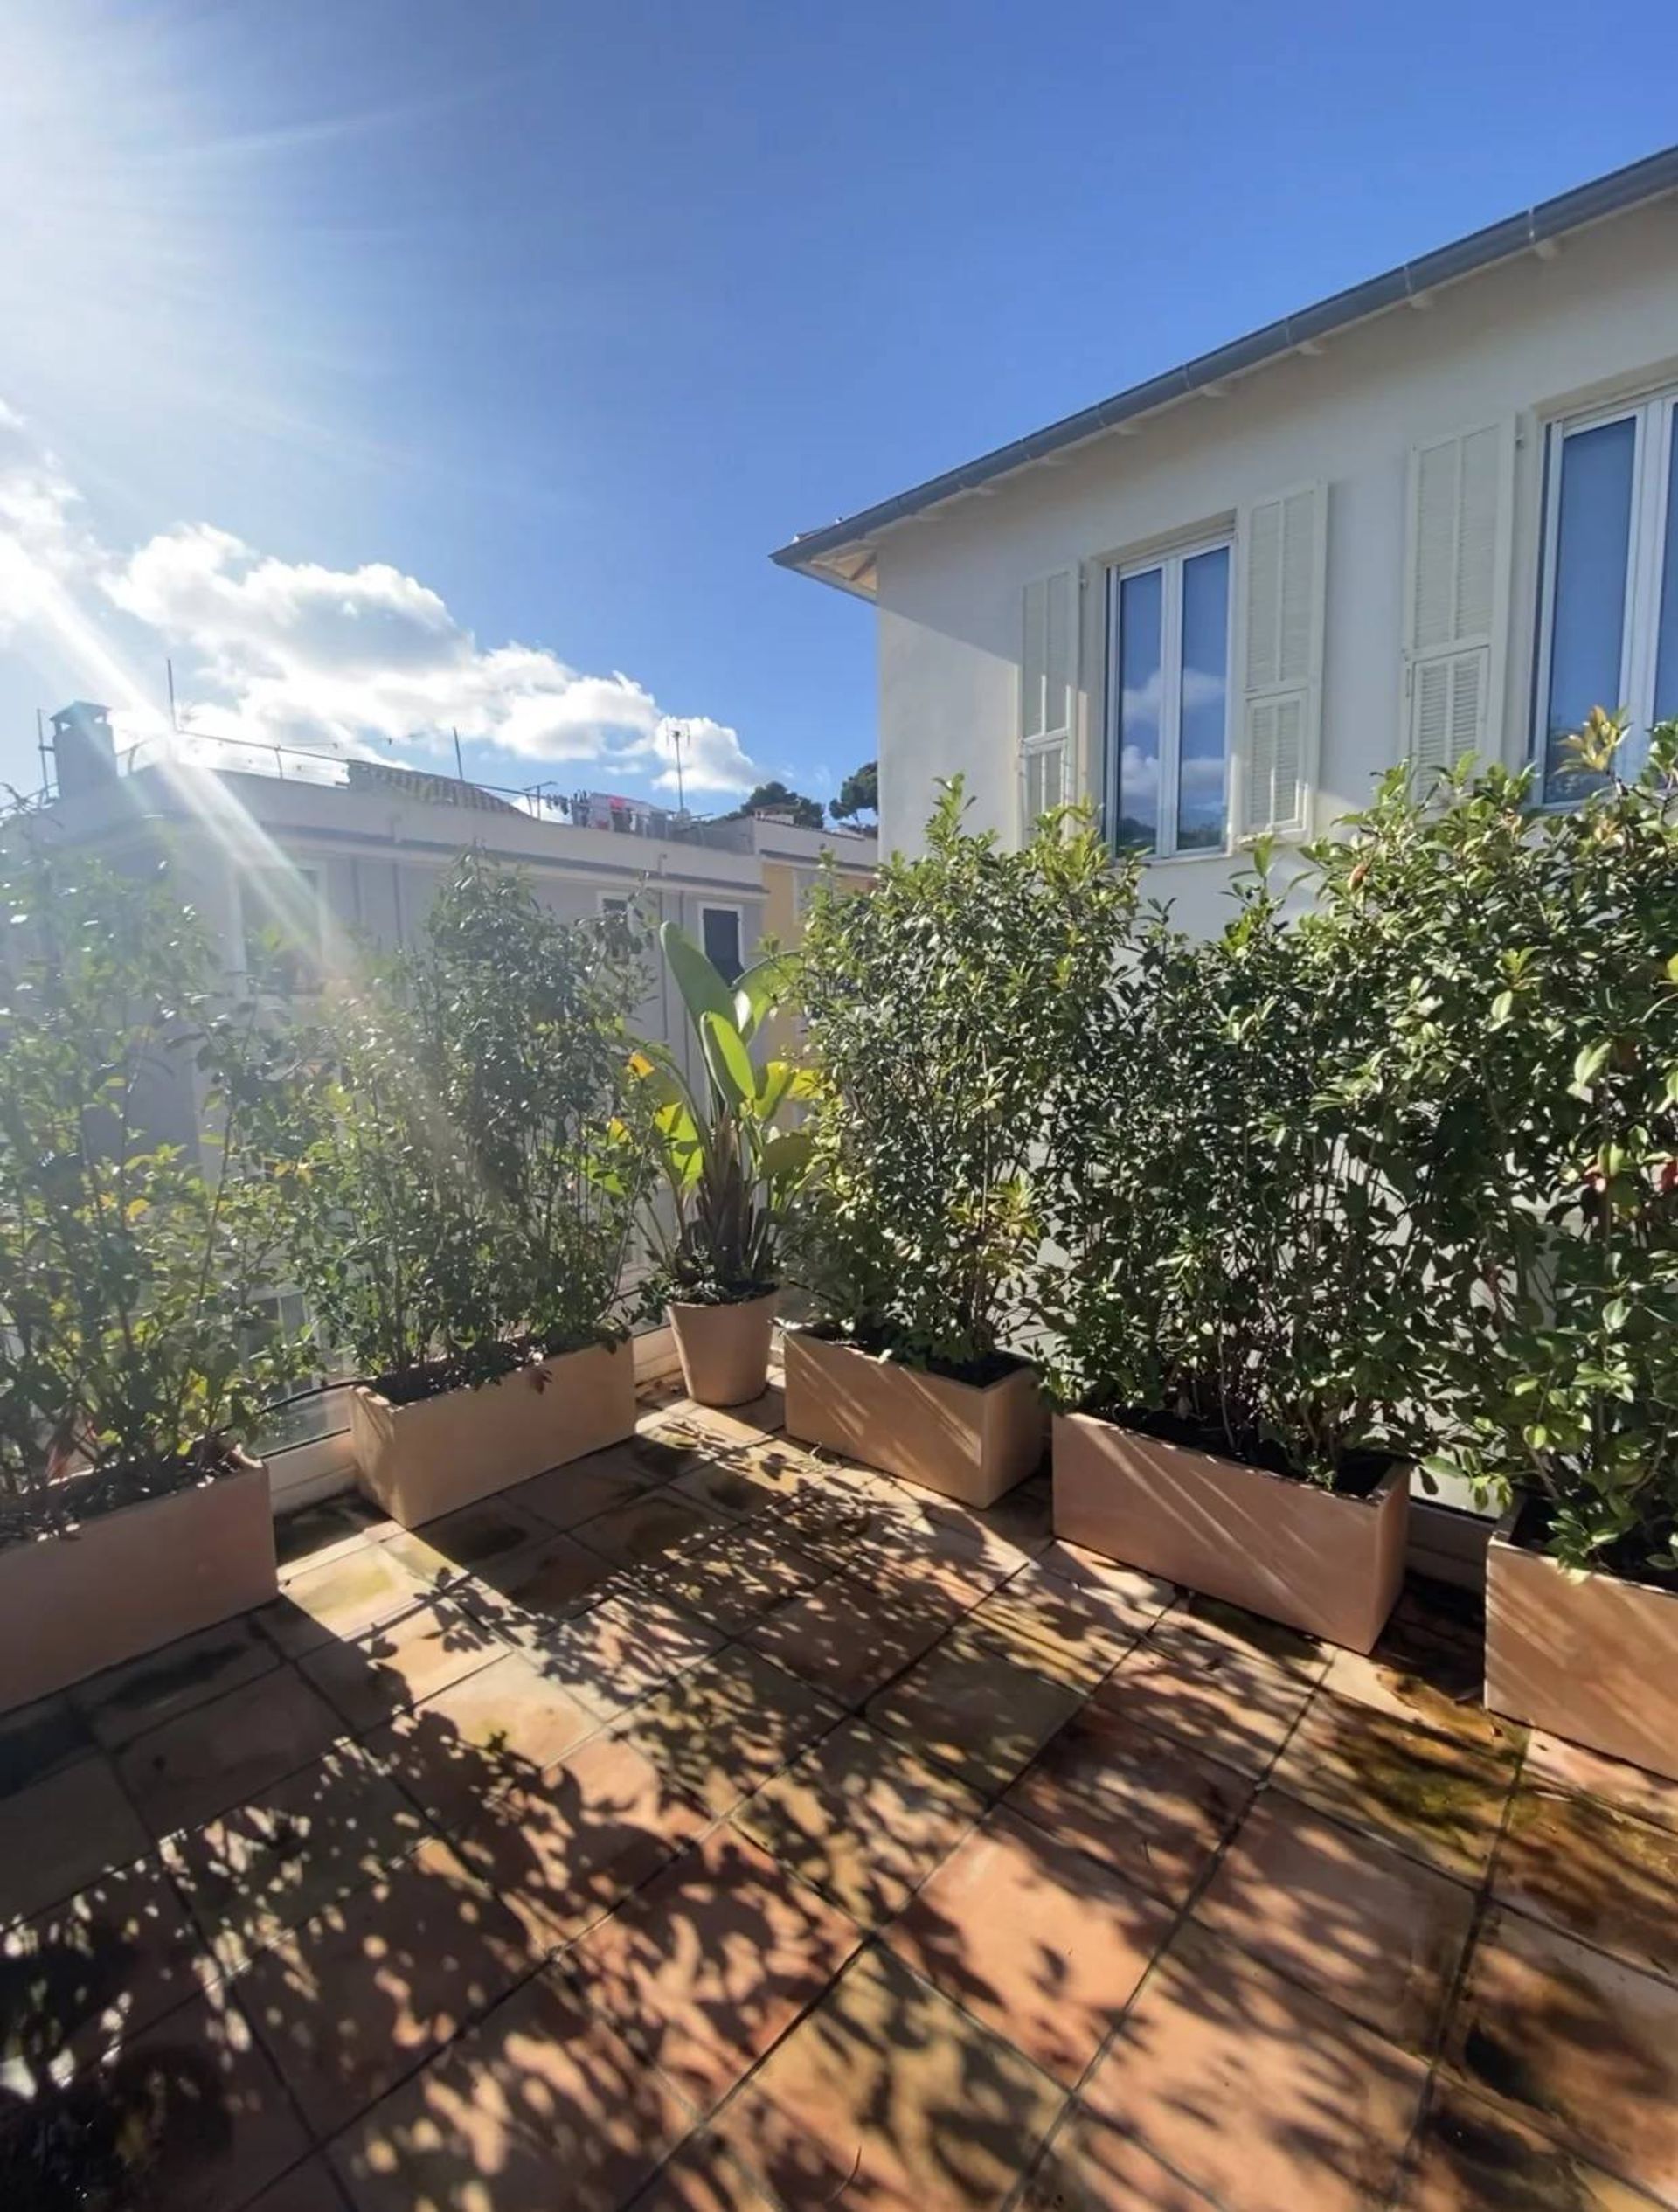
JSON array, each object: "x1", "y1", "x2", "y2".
[
  {"x1": 26, "y1": 714, "x2": 875, "y2": 1094},
  {"x1": 774, "y1": 145, "x2": 1678, "y2": 935}
]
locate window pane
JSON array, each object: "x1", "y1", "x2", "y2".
[
  {"x1": 1545, "y1": 417, "x2": 1635, "y2": 793},
  {"x1": 1176, "y1": 546, "x2": 1230, "y2": 849},
  {"x1": 1655, "y1": 409, "x2": 1678, "y2": 725},
  {"x1": 701, "y1": 906, "x2": 743, "y2": 984},
  {"x1": 1114, "y1": 567, "x2": 1162, "y2": 851}
]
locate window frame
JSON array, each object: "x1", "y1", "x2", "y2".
[
  {"x1": 1533, "y1": 381, "x2": 1678, "y2": 802},
  {"x1": 697, "y1": 901, "x2": 745, "y2": 985},
  {"x1": 1103, "y1": 530, "x2": 1235, "y2": 863}
]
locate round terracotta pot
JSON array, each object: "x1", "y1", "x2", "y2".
[{"x1": 667, "y1": 1289, "x2": 778, "y2": 1407}]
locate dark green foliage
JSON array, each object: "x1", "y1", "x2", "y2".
[
  {"x1": 0, "y1": 837, "x2": 312, "y2": 1538},
  {"x1": 829, "y1": 762, "x2": 877, "y2": 824},
  {"x1": 288, "y1": 854, "x2": 648, "y2": 1390},
  {"x1": 739, "y1": 780, "x2": 823, "y2": 829},
  {"x1": 795, "y1": 780, "x2": 1141, "y2": 1373}
]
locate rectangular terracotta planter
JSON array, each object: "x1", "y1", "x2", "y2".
[
  {"x1": 0, "y1": 1455, "x2": 276, "y2": 1717},
  {"x1": 350, "y1": 1339, "x2": 636, "y2": 1528},
  {"x1": 782, "y1": 1327, "x2": 1043, "y2": 1507},
  {"x1": 1052, "y1": 1411, "x2": 1407, "y2": 1653},
  {"x1": 1486, "y1": 1507, "x2": 1678, "y2": 1782}
]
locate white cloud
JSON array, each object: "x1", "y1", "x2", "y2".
[{"x1": 0, "y1": 406, "x2": 757, "y2": 794}]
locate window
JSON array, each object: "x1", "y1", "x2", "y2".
[
  {"x1": 1105, "y1": 539, "x2": 1232, "y2": 855},
  {"x1": 1536, "y1": 386, "x2": 1678, "y2": 799},
  {"x1": 700, "y1": 904, "x2": 744, "y2": 984}
]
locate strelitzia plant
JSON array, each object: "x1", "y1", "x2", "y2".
[{"x1": 632, "y1": 922, "x2": 815, "y2": 1307}]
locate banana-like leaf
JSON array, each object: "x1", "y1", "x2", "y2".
[
  {"x1": 699, "y1": 1010, "x2": 755, "y2": 1112},
  {"x1": 732, "y1": 951, "x2": 796, "y2": 1043},
  {"x1": 628, "y1": 1050, "x2": 696, "y2": 1115},
  {"x1": 759, "y1": 1128, "x2": 814, "y2": 1183},
  {"x1": 756, "y1": 1059, "x2": 795, "y2": 1118},
  {"x1": 662, "y1": 921, "x2": 735, "y2": 1030}
]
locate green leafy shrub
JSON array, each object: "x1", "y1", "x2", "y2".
[
  {"x1": 1311, "y1": 716, "x2": 1678, "y2": 1568},
  {"x1": 288, "y1": 853, "x2": 647, "y2": 1399},
  {"x1": 0, "y1": 837, "x2": 311, "y2": 1542},
  {"x1": 1041, "y1": 849, "x2": 1419, "y2": 1488},
  {"x1": 795, "y1": 781, "x2": 1141, "y2": 1376}
]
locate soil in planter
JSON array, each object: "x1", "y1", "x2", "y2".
[
  {"x1": 373, "y1": 1328, "x2": 611, "y2": 1408},
  {"x1": 1082, "y1": 1402, "x2": 1392, "y2": 1500},
  {"x1": 808, "y1": 1322, "x2": 1027, "y2": 1391},
  {"x1": 0, "y1": 1439, "x2": 248, "y2": 1556},
  {"x1": 1508, "y1": 1492, "x2": 1678, "y2": 1595}
]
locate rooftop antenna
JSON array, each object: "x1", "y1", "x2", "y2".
[
  {"x1": 671, "y1": 722, "x2": 687, "y2": 815},
  {"x1": 36, "y1": 707, "x2": 49, "y2": 796},
  {"x1": 166, "y1": 658, "x2": 179, "y2": 733},
  {"x1": 452, "y1": 725, "x2": 466, "y2": 782}
]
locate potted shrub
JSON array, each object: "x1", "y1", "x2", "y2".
[
  {"x1": 789, "y1": 783, "x2": 1136, "y2": 1505},
  {"x1": 0, "y1": 839, "x2": 311, "y2": 1713},
  {"x1": 1042, "y1": 851, "x2": 1414, "y2": 1654},
  {"x1": 290, "y1": 856, "x2": 648, "y2": 1527},
  {"x1": 632, "y1": 924, "x2": 811, "y2": 1406},
  {"x1": 1329, "y1": 718, "x2": 1678, "y2": 1770}
]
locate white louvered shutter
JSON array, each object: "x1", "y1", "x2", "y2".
[
  {"x1": 1404, "y1": 421, "x2": 1514, "y2": 780},
  {"x1": 1237, "y1": 485, "x2": 1325, "y2": 836},
  {"x1": 1019, "y1": 567, "x2": 1077, "y2": 836}
]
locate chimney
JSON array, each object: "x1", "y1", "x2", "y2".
[{"x1": 49, "y1": 702, "x2": 117, "y2": 797}]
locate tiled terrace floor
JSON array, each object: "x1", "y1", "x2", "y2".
[{"x1": 4, "y1": 1386, "x2": 1678, "y2": 2211}]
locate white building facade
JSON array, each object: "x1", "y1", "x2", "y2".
[{"x1": 776, "y1": 149, "x2": 1678, "y2": 937}]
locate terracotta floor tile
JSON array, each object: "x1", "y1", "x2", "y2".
[
  {"x1": 1194, "y1": 1790, "x2": 1477, "y2": 2050},
  {"x1": 958, "y1": 1563, "x2": 1156, "y2": 1690},
  {"x1": 671, "y1": 1450, "x2": 806, "y2": 1519},
  {"x1": 1092, "y1": 1629, "x2": 1314, "y2": 1778},
  {"x1": 865, "y1": 1636, "x2": 1085, "y2": 1797},
  {"x1": 717, "y1": 1942, "x2": 1064, "y2": 2212},
  {"x1": 239, "y1": 1835, "x2": 539, "y2": 2138},
  {"x1": 1322, "y1": 1640, "x2": 1525, "y2": 1763},
  {"x1": 2, "y1": 1855, "x2": 212, "y2": 2086},
  {"x1": 630, "y1": 2131, "x2": 778, "y2": 2211},
  {"x1": 456, "y1": 1529, "x2": 617, "y2": 1640},
  {"x1": 1084, "y1": 1922, "x2": 1427, "y2": 2212},
  {"x1": 745, "y1": 1568, "x2": 960, "y2": 1705},
  {"x1": 448, "y1": 1732, "x2": 711, "y2": 1949},
  {"x1": 1445, "y1": 1907, "x2": 1678, "y2": 2196},
  {"x1": 275, "y1": 1495, "x2": 384, "y2": 1573},
  {"x1": 732, "y1": 1716, "x2": 985, "y2": 1929},
  {"x1": 163, "y1": 1743, "x2": 430, "y2": 1974},
  {"x1": 621, "y1": 1427, "x2": 706, "y2": 1487},
  {"x1": 117, "y1": 1668, "x2": 346, "y2": 1839},
  {"x1": 971, "y1": 1473, "x2": 1056, "y2": 1558},
  {"x1": 0, "y1": 1753, "x2": 150, "y2": 1928},
  {"x1": 246, "y1": 2156, "x2": 354, "y2": 2211},
  {"x1": 297, "y1": 1592, "x2": 504, "y2": 1734},
  {"x1": 259, "y1": 1543, "x2": 435, "y2": 1659},
  {"x1": 1022, "y1": 2110, "x2": 1222, "y2": 2211},
  {"x1": 1272, "y1": 1690, "x2": 1514, "y2": 1880},
  {"x1": 384, "y1": 1494, "x2": 552, "y2": 1584},
  {"x1": 887, "y1": 1807, "x2": 1175, "y2": 2086},
  {"x1": 1523, "y1": 1728, "x2": 1678, "y2": 1834},
  {"x1": 1007, "y1": 1702, "x2": 1252, "y2": 1907},
  {"x1": 642, "y1": 1526, "x2": 831, "y2": 1639},
  {"x1": 564, "y1": 1826, "x2": 861, "y2": 2112},
  {"x1": 865, "y1": 1506, "x2": 1038, "y2": 1601},
  {"x1": 1036, "y1": 1536, "x2": 1177, "y2": 1612},
  {"x1": 71, "y1": 1615, "x2": 281, "y2": 1751},
  {"x1": 536, "y1": 1591, "x2": 726, "y2": 1721},
  {"x1": 0, "y1": 1694, "x2": 97, "y2": 1799},
  {"x1": 1154, "y1": 1593, "x2": 1332, "y2": 1681},
  {"x1": 366, "y1": 1648, "x2": 600, "y2": 1825},
  {"x1": 614, "y1": 1643, "x2": 840, "y2": 1816},
  {"x1": 0, "y1": 1987, "x2": 309, "y2": 2212},
  {"x1": 1401, "y1": 2081, "x2": 1667, "y2": 2210},
  {"x1": 572, "y1": 1491, "x2": 729, "y2": 1569},
  {"x1": 1494, "y1": 1786, "x2": 1678, "y2": 1980},
  {"x1": 650, "y1": 1399, "x2": 782, "y2": 1453},
  {"x1": 504, "y1": 1458, "x2": 647, "y2": 1531},
  {"x1": 333, "y1": 1966, "x2": 692, "y2": 2212}
]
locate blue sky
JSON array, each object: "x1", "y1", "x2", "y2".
[{"x1": 3, "y1": 1, "x2": 1678, "y2": 809}]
